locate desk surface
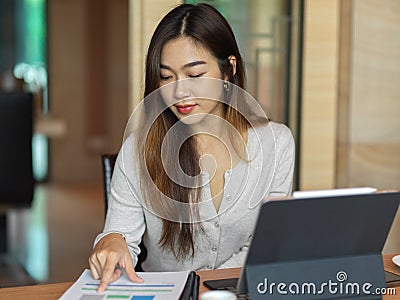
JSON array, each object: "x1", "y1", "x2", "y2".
[{"x1": 1, "y1": 254, "x2": 400, "y2": 299}]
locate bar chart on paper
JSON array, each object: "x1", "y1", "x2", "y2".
[{"x1": 59, "y1": 269, "x2": 190, "y2": 300}]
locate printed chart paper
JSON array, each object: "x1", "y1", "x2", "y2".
[{"x1": 59, "y1": 269, "x2": 189, "y2": 300}]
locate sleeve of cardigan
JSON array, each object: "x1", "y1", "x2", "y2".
[
  {"x1": 268, "y1": 123, "x2": 295, "y2": 198},
  {"x1": 94, "y1": 135, "x2": 146, "y2": 267}
]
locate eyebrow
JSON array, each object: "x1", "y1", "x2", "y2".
[{"x1": 160, "y1": 60, "x2": 207, "y2": 70}]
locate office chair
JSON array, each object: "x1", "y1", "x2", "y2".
[
  {"x1": 0, "y1": 92, "x2": 34, "y2": 252},
  {"x1": 101, "y1": 154, "x2": 147, "y2": 272},
  {"x1": 0, "y1": 92, "x2": 34, "y2": 208},
  {"x1": 0, "y1": 92, "x2": 36, "y2": 286}
]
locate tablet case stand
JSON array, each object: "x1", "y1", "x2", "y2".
[
  {"x1": 237, "y1": 191, "x2": 400, "y2": 300},
  {"x1": 244, "y1": 253, "x2": 385, "y2": 299}
]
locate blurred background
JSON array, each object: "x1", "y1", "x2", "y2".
[{"x1": 0, "y1": 0, "x2": 399, "y2": 288}]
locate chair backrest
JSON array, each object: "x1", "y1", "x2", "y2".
[
  {"x1": 0, "y1": 92, "x2": 34, "y2": 207},
  {"x1": 100, "y1": 153, "x2": 147, "y2": 271},
  {"x1": 100, "y1": 154, "x2": 118, "y2": 216}
]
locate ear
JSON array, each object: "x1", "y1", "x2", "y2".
[
  {"x1": 228, "y1": 55, "x2": 237, "y2": 76},
  {"x1": 224, "y1": 55, "x2": 237, "y2": 80}
]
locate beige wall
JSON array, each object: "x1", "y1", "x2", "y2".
[
  {"x1": 339, "y1": 0, "x2": 400, "y2": 253},
  {"x1": 299, "y1": 0, "x2": 340, "y2": 190},
  {"x1": 301, "y1": 0, "x2": 400, "y2": 253},
  {"x1": 48, "y1": 0, "x2": 90, "y2": 183},
  {"x1": 300, "y1": 0, "x2": 400, "y2": 194},
  {"x1": 347, "y1": 0, "x2": 400, "y2": 190},
  {"x1": 48, "y1": 0, "x2": 129, "y2": 183}
]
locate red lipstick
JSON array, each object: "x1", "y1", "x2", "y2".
[{"x1": 175, "y1": 104, "x2": 197, "y2": 114}]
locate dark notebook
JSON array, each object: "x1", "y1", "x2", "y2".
[{"x1": 180, "y1": 271, "x2": 199, "y2": 300}]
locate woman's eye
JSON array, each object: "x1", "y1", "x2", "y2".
[
  {"x1": 189, "y1": 73, "x2": 205, "y2": 78},
  {"x1": 160, "y1": 75, "x2": 172, "y2": 81}
]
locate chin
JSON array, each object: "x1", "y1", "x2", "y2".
[{"x1": 177, "y1": 114, "x2": 207, "y2": 126}]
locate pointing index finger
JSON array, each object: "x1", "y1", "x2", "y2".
[{"x1": 97, "y1": 258, "x2": 120, "y2": 292}]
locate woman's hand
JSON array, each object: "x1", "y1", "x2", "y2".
[{"x1": 89, "y1": 233, "x2": 144, "y2": 292}]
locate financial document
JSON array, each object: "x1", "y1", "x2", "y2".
[{"x1": 59, "y1": 269, "x2": 190, "y2": 300}]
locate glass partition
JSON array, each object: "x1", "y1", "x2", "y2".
[{"x1": 185, "y1": 0, "x2": 303, "y2": 189}]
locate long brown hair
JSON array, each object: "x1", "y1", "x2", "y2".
[{"x1": 136, "y1": 3, "x2": 252, "y2": 259}]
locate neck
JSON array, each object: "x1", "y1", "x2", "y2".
[{"x1": 191, "y1": 115, "x2": 230, "y2": 147}]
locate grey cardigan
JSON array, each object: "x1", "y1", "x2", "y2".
[{"x1": 95, "y1": 121, "x2": 295, "y2": 271}]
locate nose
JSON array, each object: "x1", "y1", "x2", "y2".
[{"x1": 173, "y1": 79, "x2": 191, "y2": 100}]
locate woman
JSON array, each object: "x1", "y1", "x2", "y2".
[{"x1": 89, "y1": 3, "x2": 295, "y2": 292}]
